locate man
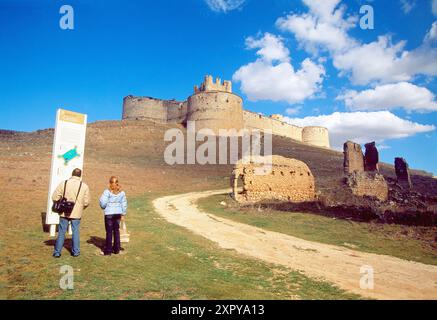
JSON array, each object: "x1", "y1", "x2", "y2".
[{"x1": 52, "y1": 168, "x2": 90, "y2": 258}]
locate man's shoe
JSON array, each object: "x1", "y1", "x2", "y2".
[
  {"x1": 72, "y1": 254, "x2": 80, "y2": 257},
  {"x1": 53, "y1": 254, "x2": 61, "y2": 258}
]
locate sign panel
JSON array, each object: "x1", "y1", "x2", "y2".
[{"x1": 46, "y1": 109, "x2": 87, "y2": 230}]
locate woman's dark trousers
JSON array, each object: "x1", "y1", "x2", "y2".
[{"x1": 104, "y1": 214, "x2": 121, "y2": 255}]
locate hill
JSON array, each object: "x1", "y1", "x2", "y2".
[{"x1": 1, "y1": 119, "x2": 436, "y2": 299}]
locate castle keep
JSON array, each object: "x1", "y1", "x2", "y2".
[{"x1": 122, "y1": 75, "x2": 330, "y2": 148}]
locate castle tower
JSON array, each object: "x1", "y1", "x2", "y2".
[
  {"x1": 302, "y1": 126, "x2": 330, "y2": 148},
  {"x1": 187, "y1": 75, "x2": 243, "y2": 134}
]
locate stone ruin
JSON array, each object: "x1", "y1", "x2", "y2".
[
  {"x1": 395, "y1": 157, "x2": 412, "y2": 189},
  {"x1": 364, "y1": 142, "x2": 379, "y2": 172},
  {"x1": 343, "y1": 141, "x2": 364, "y2": 174},
  {"x1": 343, "y1": 141, "x2": 388, "y2": 201},
  {"x1": 231, "y1": 155, "x2": 316, "y2": 203}
]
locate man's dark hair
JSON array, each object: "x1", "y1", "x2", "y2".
[{"x1": 72, "y1": 168, "x2": 82, "y2": 177}]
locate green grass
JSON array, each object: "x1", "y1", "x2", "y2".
[
  {"x1": 1, "y1": 193, "x2": 361, "y2": 300},
  {"x1": 198, "y1": 194, "x2": 437, "y2": 266}
]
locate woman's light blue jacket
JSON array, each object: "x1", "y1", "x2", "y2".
[{"x1": 99, "y1": 189, "x2": 127, "y2": 215}]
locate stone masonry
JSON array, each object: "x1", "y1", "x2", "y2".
[
  {"x1": 122, "y1": 75, "x2": 330, "y2": 148},
  {"x1": 345, "y1": 171, "x2": 389, "y2": 201},
  {"x1": 364, "y1": 142, "x2": 379, "y2": 172},
  {"x1": 343, "y1": 141, "x2": 364, "y2": 174},
  {"x1": 395, "y1": 157, "x2": 412, "y2": 189},
  {"x1": 343, "y1": 141, "x2": 388, "y2": 201},
  {"x1": 231, "y1": 155, "x2": 316, "y2": 203}
]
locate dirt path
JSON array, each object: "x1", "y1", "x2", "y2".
[{"x1": 153, "y1": 189, "x2": 437, "y2": 300}]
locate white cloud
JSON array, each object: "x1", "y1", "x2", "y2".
[
  {"x1": 433, "y1": 0, "x2": 437, "y2": 16},
  {"x1": 424, "y1": 21, "x2": 437, "y2": 43},
  {"x1": 277, "y1": 1, "x2": 437, "y2": 85},
  {"x1": 337, "y1": 82, "x2": 437, "y2": 112},
  {"x1": 233, "y1": 33, "x2": 325, "y2": 104},
  {"x1": 204, "y1": 0, "x2": 245, "y2": 12},
  {"x1": 332, "y1": 36, "x2": 408, "y2": 85},
  {"x1": 400, "y1": 0, "x2": 416, "y2": 14},
  {"x1": 276, "y1": 0, "x2": 356, "y2": 53},
  {"x1": 283, "y1": 111, "x2": 435, "y2": 149},
  {"x1": 246, "y1": 33, "x2": 290, "y2": 63},
  {"x1": 285, "y1": 107, "x2": 301, "y2": 115}
]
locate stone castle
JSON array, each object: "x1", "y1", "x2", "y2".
[{"x1": 122, "y1": 75, "x2": 330, "y2": 148}]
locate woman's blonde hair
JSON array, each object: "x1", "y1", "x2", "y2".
[{"x1": 109, "y1": 176, "x2": 121, "y2": 194}]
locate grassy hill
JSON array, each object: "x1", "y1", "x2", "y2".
[{"x1": 0, "y1": 119, "x2": 435, "y2": 299}]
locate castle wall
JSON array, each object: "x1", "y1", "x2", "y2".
[
  {"x1": 123, "y1": 96, "x2": 168, "y2": 121},
  {"x1": 167, "y1": 101, "x2": 188, "y2": 124},
  {"x1": 243, "y1": 111, "x2": 303, "y2": 142},
  {"x1": 122, "y1": 76, "x2": 330, "y2": 149},
  {"x1": 302, "y1": 126, "x2": 330, "y2": 148},
  {"x1": 123, "y1": 96, "x2": 187, "y2": 123},
  {"x1": 187, "y1": 91, "x2": 244, "y2": 133}
]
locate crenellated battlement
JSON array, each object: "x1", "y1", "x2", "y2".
[{"x1": 194, "y1": 75, "x2": 232, "y2": 94}]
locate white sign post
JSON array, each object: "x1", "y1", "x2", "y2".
[{"x1": 46, "y1": 109, "x2": 87, "y2": 237}]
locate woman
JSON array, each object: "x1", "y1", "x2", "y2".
[{"x1": 99, "y1": 176, "x2": 127, "y2": 255}]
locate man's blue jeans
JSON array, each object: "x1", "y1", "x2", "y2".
[{"x1": 54, "y1": 217, "x2": 81, "y2": 256}]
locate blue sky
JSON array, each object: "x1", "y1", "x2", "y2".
[{"x1": 0, "y1": 0, "x2": 436, "y2": 174}]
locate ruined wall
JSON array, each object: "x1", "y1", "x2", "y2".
[
  {"x1": 242, "y1": 111, "x2": 303, "y2": 141},
  {"x1": 187, "y1": 91, "x2": 244, "y2": 133},
  {"x1": 302, "y1": 126, "x2": 330, "y2": 148},
  {"x1": 395, "y1": 157, "x2": 412, "y2": 189},
  {"x1": 232, "y1": 155, "x2": 316, "y2": 203},
  {"x1": 345, "y1": 172, "x2": 389, "y2": 201},
  {"x1": 343, "y1": 140, "x2": 388, "y2": 201},
  {"x1": 343, "y1": 141, "x2": 364, "y2": 174}
]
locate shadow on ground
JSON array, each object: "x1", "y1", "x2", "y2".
[{"x1": 43, "y1": 239, "x2": 72, "y2": 255}]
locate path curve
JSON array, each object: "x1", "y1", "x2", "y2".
[{"x1": 153, "y1": 189, "x2": 437, "y2": 300}]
